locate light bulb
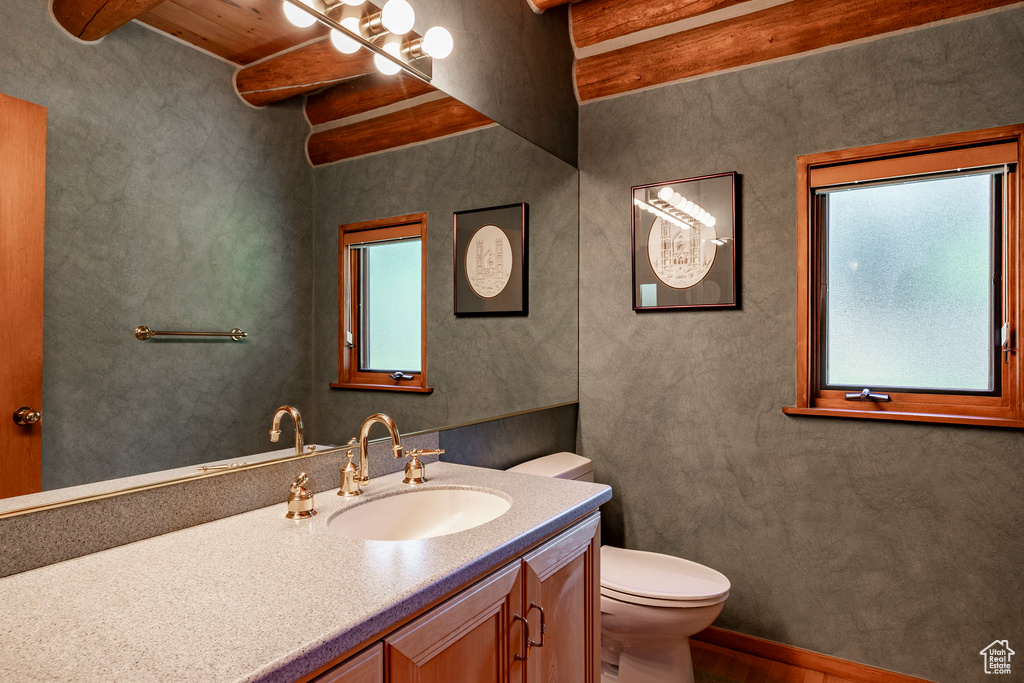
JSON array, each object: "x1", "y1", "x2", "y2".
[
  {"x1": 421, "y1": 26, "x2": 453, "y2": 59},
  {"x1": 671, "y1": 192, "x2": 684, "y2": 207},
  {"x1": 684, "y1": 200, "x2": 695, "y2": 215},
  {"x1": 381, "y1": 0, "x2": 415, "y2": 34},
  {"x1": 657, "y1": 187, "x2": 673, "y2": 203},
  {"x1": 374, "y1": 39, "x2": 403, "y2": 75},
  {"x1": 707, "y1": 216, "x2": 717, "y2": 227},
  {"x1": 283, "y1": 0, "x2": 317, "y2": 27},
  {"x1": 329, "y1": 17, "x2": 362, "y2": 54}
]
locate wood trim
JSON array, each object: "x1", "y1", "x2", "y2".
[
  {"x1": 234, "y1": 39, "x2": 375, "y2": 107},
  {"x1": 307, "y1": 96, "x2": 493, "y2": 166},
  {"x1": 575, "y1": 0, "x2": 1021, "y2": 102},
  {"x1": 790, "y1": 124, "x2": 1024, "y2": 429},
  {"x1": 51, "y1": 0, "x2": 165, "y2": 41},
  {"x1": 782, "y1": 406, "x2": 1024, "y2": 428},
  {"x1": 571, "y1": 0, "x2": 754, "y2": 49},
  {"x1": 693, "y1": 627, "x2": 936, "y2": 683},
  {"x1": 337, "y1": 214, "x2": 430, "y2": 392},
  {"x1": 809, "y1": 142, "x2": 1018, "y2": 187},
  {"x1": 306, "y1": 73, "x2": 436, "y2": 126}
]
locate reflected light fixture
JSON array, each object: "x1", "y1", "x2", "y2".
[
  {"x1": 654, "y1": 186, "x2": 716, "y2": 227},
  {"x1": 283, "y1": 0, "x2": 318, "y2": 27},
  {"x1": 380, "y1": 0, "x2": 415, "y2": 34},
  {"x1": 374, "y1": 39, "x2": 403, "y2": 75},
  {"x1": 329, "y1": 16, "x2": 362, "y2": 54}
]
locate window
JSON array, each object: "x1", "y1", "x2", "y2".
[
  {"x1": 785, "y1": 125, "x2": 1023, "y2": 427},
  {"x1": 333, "y1": 213, "x2": 431, "y2": 393}
]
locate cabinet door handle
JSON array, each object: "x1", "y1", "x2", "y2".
[
  {"x1": 513, "y1": 613, "x2": 531, "y2": 661},
  {"x1": 527, "y1": 603, "x2": 546, "y2": 650}
]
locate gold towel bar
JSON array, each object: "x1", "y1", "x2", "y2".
[{"x1": 134, "y1": 326, "x2": 247, "y2": 341}]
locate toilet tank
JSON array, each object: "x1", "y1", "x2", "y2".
[{"x1": 507, "y1": 452, "x2": 594, "y2": 482}]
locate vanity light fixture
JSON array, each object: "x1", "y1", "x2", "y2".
[{"x1": 281, "y1": 0, "x2": 450, "y2": 79}]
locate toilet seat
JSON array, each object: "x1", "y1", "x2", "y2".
[{"x1": 600, "y1": 546, "x2": 730, "y2": 608}]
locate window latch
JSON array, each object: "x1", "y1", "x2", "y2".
[
  {"x1": 845, "y1": 388, "x2": 890, "y2": 402},
  {"x1": 390, "y1": 372, "x2": 414, "y2": 381},
  {"x1": 1002, "y1": 322, "x2": 1013, "y2": 364}
]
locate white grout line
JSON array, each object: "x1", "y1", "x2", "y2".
[
  {"x1": 309, "y1": 91, "x2": 449, "y2": 134},
  {"x1": 572, "y1": 0, "x2": 793, "y2": 59},
  {"x1": 576, "y1": 2, "x2": 1024, "y2": 105},
  {"x1": 308, "y1": 121, "x2": 499, "y2": 168}
]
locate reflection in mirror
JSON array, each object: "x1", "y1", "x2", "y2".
[{"x1": 0, "y1": 0, "x2": 578, "y2": 512}]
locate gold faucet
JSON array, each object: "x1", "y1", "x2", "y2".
[
  {"x1": 357, "y1": 413, "x2": 404, "y2": 483},
  {"x1": 270, "y1": 405, "x2": 304, "y2": 455}
]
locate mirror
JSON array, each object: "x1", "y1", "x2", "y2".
[{"x1": 0, "y1": 0, "x2": 577, "y2": 510}]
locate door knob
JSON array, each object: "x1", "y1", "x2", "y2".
[{"x1": 13, "y1": 407, "x2": 41, "y2": 425}]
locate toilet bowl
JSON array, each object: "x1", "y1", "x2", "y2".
[{"x1": 508, "y1": 453, "x2": 730, "y2": 683}]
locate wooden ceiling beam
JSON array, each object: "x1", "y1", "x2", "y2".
[
  {"x1": 576, "y1": 0, "x2": 1021, "y2": 102},
  {"x1": 527, "y1": 0, "x2": 574, "y2": 13},
  {"x1": 571, "y1": 0, "x2": 754, "y2": 48},
  {"x1": 306, "y1": 73, "x2": 436, "y2": 126},
  {"x1": 308, "y1": 96, "x2": 493, "y2": 165},
  {"x1": 235, "y1": 39, "x2": 377, "y2": 107},
  {"x1": 51, "y1": 0, "x2": 166, "y2": 41}
]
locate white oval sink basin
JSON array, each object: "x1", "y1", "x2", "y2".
[{"x1": 328, "y1": 487, "x2": 512, "y2": 541}]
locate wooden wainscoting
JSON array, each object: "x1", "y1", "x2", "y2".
[{"x1": 692, "y1": 627, "x2": 935, "y2": 683}]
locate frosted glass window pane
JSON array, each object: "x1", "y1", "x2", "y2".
[
  {"x1": 361, "y1": 239, "x2": 421, "y2": 372},
  {"x1": 823, "y1": 173, "x2": 995, "y2": 392}
]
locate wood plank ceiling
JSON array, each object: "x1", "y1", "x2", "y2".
[{"x1": 49, "y1": 0, "x2": 1020, "y2": 164}]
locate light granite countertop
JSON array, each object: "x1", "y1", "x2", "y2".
[{"x1": 0, "y1": 462, "x2": 611, "y2": 683}]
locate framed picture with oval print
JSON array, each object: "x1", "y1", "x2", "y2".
[
  {"x1": 454, "y1": 203, "x2": 528, "y2": 316},
  {"x1": 632, "y1": 172, "x2": 739, "y2": 311}
]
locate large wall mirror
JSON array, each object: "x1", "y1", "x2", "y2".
[{"x1": 0, "y1": 0, "x2": 578, "y2": 513}]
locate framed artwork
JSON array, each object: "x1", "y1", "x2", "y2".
[
  {"x1": 632, "y1": 172, "x2": 739, "y2": 311},
  {"x1": 454, "y1": 203, "x2": 528, "y2": 316}
]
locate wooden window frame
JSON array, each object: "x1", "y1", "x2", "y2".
[
  {"x1": 332, "y1": 213, "x2": 432, "y2": 393},
  {"x1": 784, "y1": 124, "x2": 1024, "y2": 428}
]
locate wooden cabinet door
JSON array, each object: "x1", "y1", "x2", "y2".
[
  {"x1": 311, "y1": 643, "x2": 383, "y2": 683},
  {"x1": 521, "y1": 512, "x2": 600, "y2": 683},
  {"x1": 0, "y1": 92, "x2": 46, "y2": 499},
  {"x1": 385, "y1": 561, "x2": 525, "y2": 683}
]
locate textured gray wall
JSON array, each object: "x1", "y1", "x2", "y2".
[
  {"x1": 0, "y1": 1, "x2": 314, "y2": 490},
  {"x1": 417, "y1": 0, "x2": 578, "y2": 165},
  {"x1": 439, "y1": 402, "x2": 578, "y2": 471},
  {"x1": 312, "y1": 124, "x2": 579, "y2": 445},
  {"x1": 579, "y1": 10, "x2": 1024, "y2": 682}
]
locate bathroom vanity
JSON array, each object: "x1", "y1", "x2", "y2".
[{"x1": 0, "y1": 462, "x2": 610, "y2": 683}]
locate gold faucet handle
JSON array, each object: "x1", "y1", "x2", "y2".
[
  {"x1": 286, "y1": 473, "x2": 316, "y2": 519},
  {"x1": 406, "y1": 448, "x2": 445, "y2": 457},
  {"x1": 338, "y1": 440, "x2": 362, "y2": 497}
]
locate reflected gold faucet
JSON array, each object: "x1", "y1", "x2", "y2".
[
  {"x1": 270, "y1": 405, "x2": 304, "y2": 455},
  {"x1": 358, "y1": 413, "x2": 403, "y2": 483}
]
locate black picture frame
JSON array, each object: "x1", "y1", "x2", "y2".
[
  {"x1": 454, "y1": 203, "x2": 528, "y2": 316},
  {"x1": 631, "y1": 172, "x2": 740, "y2": 311}
]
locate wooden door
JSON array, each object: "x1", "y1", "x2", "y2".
[
  {"x1": 521, "y1": 512, "x2": 601, "y2": 683},
  {"x1": 385, "y1": 561, "x2": 525, "y2": 683},
  {"x1": 0, "y1": 92, "x2": 46, "y2": 499},
  {"x1": 311, "y1": 643, "x2": 383, "y2": 683}
]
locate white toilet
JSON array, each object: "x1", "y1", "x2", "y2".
[{"x1": 508, "y1": 452, "x2": 730, "y2": 683}]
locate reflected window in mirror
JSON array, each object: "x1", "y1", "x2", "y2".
[{"x1": 334, "y1": 213, "x2": 432, "y2": 393}]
